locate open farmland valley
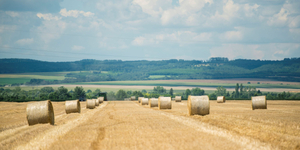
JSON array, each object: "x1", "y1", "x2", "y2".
[{"x1": 0, "y1": 100, "x2": 299, "y2": 150}]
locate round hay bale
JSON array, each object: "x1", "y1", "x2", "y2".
[
  {"x1": 98, "y1": 97, "x2": 104, "y2": 103},
  {"x1": 158, "y1": 97, "x2": 172, "y2": 109},
  {"x1": 141, "y1": 98, "x2": 149, "y2": 105},
  {"x1": 95, "y1": 99, "x2": 100, "y2": 106},
  {"x1": 252, "y1": 96, "x2": 267, "y2": 110},
  {"x1": 86, "y1": 99, "x2": 96, "y2": 109},
  {"x1": 187, "y1": 95, "x2": 210, "y2": 116},
  {"x1": 149, "y1": 98, "x2": 158, "y2": 107},
  {"x1": 131, "y1": 96, "x2": 136, "y2": 101},
  {"x1": 217, "y1": 96, "x2": 225, "y2": 103},
  {"x1": 26, "y1": 100, "x2": 54, "y2": 126},
  {"x1": 138, "y1": 97, "x2": 144, "y2": 103},
  {"x1": 65, "y1": 100, "x2": 81, "y2": 114},
  {"x1": 175, "y1": 96, "x2": 182, "y2": 102}
]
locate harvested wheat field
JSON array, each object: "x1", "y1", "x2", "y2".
[{"x1": 0, "y1": 100, "x2": 300, "y2": 150}]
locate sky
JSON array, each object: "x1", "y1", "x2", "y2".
[{"x1": 0, "y1": 0, "x2": 300, "y2": 62}]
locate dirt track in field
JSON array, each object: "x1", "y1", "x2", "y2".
[{"x1": 0, "y1": 100, "x2": 300, "y2": 150}]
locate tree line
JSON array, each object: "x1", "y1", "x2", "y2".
[{"x1": 1, "y1": 85, "x2": 299, "y2": 102}]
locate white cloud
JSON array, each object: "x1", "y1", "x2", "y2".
[
  {"x1": 5, "y1": 11, "x2": 19, "y2": 17},
  {"x1": 72, "y1": 45, "x2": 85, "y2": 51},
  {"x1": 210, "y1": 43, "x2": 300, "y2": 60},
  {"x1": 59, "y1": 8, "x2": 94, "y2": 18},
  {"x1": 220, "y1": 30, "x2": 243, "y2": 41},
  {"x1": 132, "y1": 31, "x2": 213, "y2": 46},
  {"x1": 15, "y1": 38, "x2": 34, "y2": 45},
  {"x1": 36, "y1": 20, "x2": 66, "y2": 43},
  {"x1": 244, "y1": 3, "x2": 259, "y2": 17},
  {"x1": 132, "y1": 36, "x2": 147, "y2": 46},
  {"x1": 210, "y1": 44, "x2": 263, "y2": 60},
  {"x1": 160, "y1": 0, "x2": 213, "y2": 25},
  {"x1": 213, "y1": 0, "x2": 240, "y2": 21},
  {"x1": 37, "y1": 13, "x2": 61, "y2": 21},
  {"x1": 267, "y1": 8, "x2": 289, "y2": 26},
  {"x1": 132, "y1": 0, "x2": 172, "y2": 17},
  {"x1": 289, "y1": 16, "x2": 300, "y2": 28},
  {"x1": 289, "y1": 28, "x2": 300, "y2": 35}
]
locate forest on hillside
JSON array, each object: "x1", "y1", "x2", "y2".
[{"x1": 1, "y1": 57, "x2": 300, "y2": 86}]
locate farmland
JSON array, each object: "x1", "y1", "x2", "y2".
[{"x1": 0, "y1": 100, "x2": 299, "y2": 150}]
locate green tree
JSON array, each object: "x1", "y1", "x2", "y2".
[
  {"x1": 57, "y1": 86, "x2": 71, "y2": 100},
  {"x1": 208, "y1": 93, "x2": 217, "y2": 100},
  {"x1": 92, "y1": 88, "x2": 101, "y2": 98},
  {"x1": 169, "y1": 88, "x2": 173, "y2": 96},
  {"x1": 116, "y1": 89, "x2": 127, "y2": 100},
  {"x1": 132, "y1": 91, "x2": 144, "y2": 97},
  {"x1": 142, "y1": 89, "x2": 147, "y2": 93},
  {"x1": 191, "y1": 87, "x2": 204, "y2": 96},
  {"x1": 49, "y1": 91, "x2": 59, "y2": 100},
  {"x1": 185, "y1": 89, "x2": 191, "y2": 99},
  {"x1": 14, "y1": 86, "x2": 21, "y2": 92},
  {"x1": 215, "y1": 86, "x2": 226, "y2": 96},
  {"x1": 127, "y1": 90, "x2": 132, "y2": 95},
  {"x1": 107, "y1": 91, "x2": 116, "y2": 100},
  {"x1": 73, "y1": 86, "x2": 85, "y2": 99},
  {"x1": 153, "y1": 86, "x2": 166, "y2": 94},
  {"x1": 40, "y1": 87, "x2": 54, "y2": 93},
  {"x1": 240, "y1": 83, "x2": 243, "y2": 93},
  {"x1": 235, "y1": 83, "x2": 239, "y2": 98}
]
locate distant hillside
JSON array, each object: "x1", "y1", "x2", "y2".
[{"x1": 0, "y1": 57, "x2": 300, "y2": 82}]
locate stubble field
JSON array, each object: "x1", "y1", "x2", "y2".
[{"x1": 0, "y1": 100, "x2": 299, "y2": 150}]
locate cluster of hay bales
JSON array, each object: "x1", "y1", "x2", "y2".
[
  {"x1": 131, "y1": 96, "x2": 136, "y2": 101},
  {"x1": 158, "y1": 97, "x2": 172, "y2": 109},
  {"x1": 95, "y1": 99, "x2": 100, "y2": 106},
  {"x1": 252, "y1": 96, "x2": 267, "y2": 110},
  {"x1": 98, "y1": 97, "x2": 104, "y2": 104},
  {"x1": 26, "y1": 97, "x2": 107, "y2": 126},
  {"x1": 124, "y1": 98, "x2": 131, "y2": 101},
  {"x1": 86, "y1": 99, "x2": 96, "y2": 109},
  {"x1": 175, "y1": 96, "x2": 181, "y2": 102},
  {"x1": 188, "y1": 96, "x2": 210, "y2": 116},
  {"x1": 217, "y1": 96, "x2": 225, "y2": 103},
  {"x1": 26, "y1": 100, "x2": 55, "y2": 126},
  {"x1": 141, "y1": 98, "x2": 149, "y2": 105},
  {"x1": 138, "y1": 97, "x2": 144, "y2": 103},
  {"x1": 149, "y1": 98, "x2": 158, "y2": 107},
  {"x1": 65, "y1": 100, "x2": 81, "y2": 114}
]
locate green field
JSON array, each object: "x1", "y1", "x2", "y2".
[
  {"x1": 0, "y1": 78, "x2": 31, "y2": 84},
  {"x1": 0, "y1": 71, "x2": 90, "y2": 85}
]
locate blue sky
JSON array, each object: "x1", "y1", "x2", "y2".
[{"x1": 0, "y1": 0, "x2": 299, "y2": 62}]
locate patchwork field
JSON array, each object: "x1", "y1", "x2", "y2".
[
  {"x1": 0, "y1": 71, "x2": 92, "y2": 84},
  {"x1": 1, "y1": 100, "x2": 299, "y2": 150}
]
